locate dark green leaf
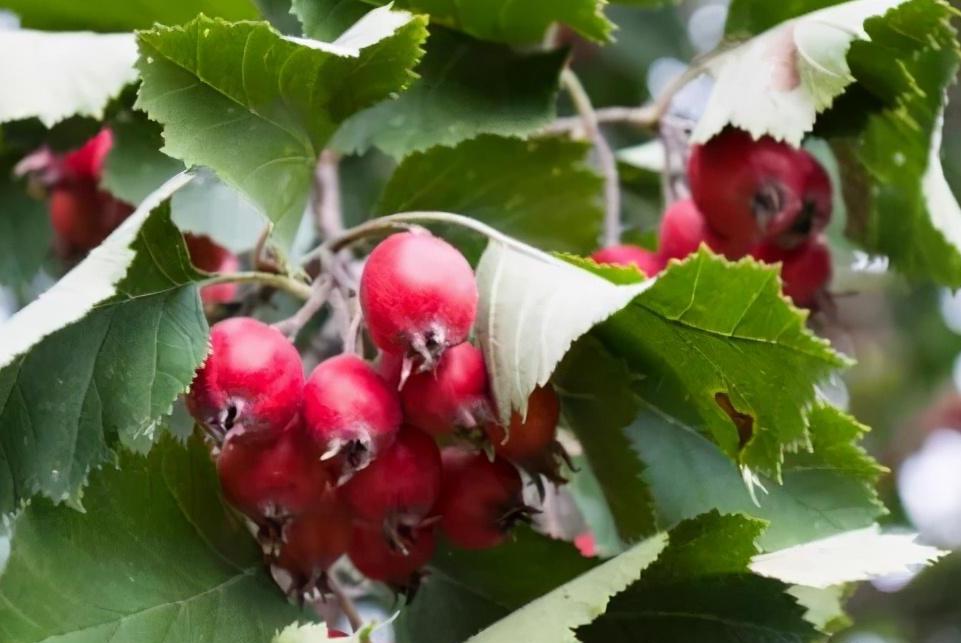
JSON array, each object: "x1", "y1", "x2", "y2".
[
  {"x1": 0, "y1": 0, "x2": 259, "y2": 31},
  {"x1": 724, "y1": 0, "x2": 846, "y2": 37},
  {"x1": 291, "y1": 0, "x2": 370, "y2": 40},
  {"x1": 0, "y1": 181, "x2": 50, "y2": 288}
]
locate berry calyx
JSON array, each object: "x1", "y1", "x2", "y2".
[
  {"x1": 302, "y1": 354, "x2": 402, "y2": 476},
  {"x1": 485, "y1": 385, "x2": 560, "y2": 464},
  {"x1": 348, "y1": 522, "x2": 436, "y2": 588},
  {"x1": 187, "y1": 317, "x2": 305, "y2": 438},
  {"x1": 185, "y1": 234, "x2": 240, "y2": 304},
  {"x1": 688, "y1": 128, "x2": 831, "y2": 257},
  {"x1": 216, "y1": 420, "x2": 334, "y2": 525},
  {"x1": 340, "y1": 427, "x2": 442, "y2": 535},
  {"x1": 657, "y1": 198, "x2": 717, "y2": 261},
  {"x1": 437, "y1": 448, "x2": 530, "y2": 550},
  {"x1": 401, "y1": 343, "x2": 491, "y2": 437},
  {"x1": 360, "y1": 232, "x2": 478, "y2": 372},
  {"x1": 752, "y1": 236, "x2": 832, "y2": 309},
  {"x1": 590, "y1": 244, "x2": 664, "y2": 277}
]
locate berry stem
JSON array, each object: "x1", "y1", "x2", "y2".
[
  {"x1": 202, "y1": 271, "x2": 312, "y2": 300},
  {"x1": 272, "y1": 275, "x2": 334, "y2": 338},
  {"x1": 559, "y1": 69, "x2": 621, "y2": 247},
  {"x1": 327, "y1": 575, "x2": 363, "y2": 632},
  {"x1": 314, "y1": 150, "x2": 344, "y2": 240}
]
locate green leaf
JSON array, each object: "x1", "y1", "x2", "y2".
[
  {"x1": 830, "y1": 0, "x2": 961, "y2": 287},
  {"x1": 631, "y1": 401, "x2": 885, "y2": 551},
  {"x1": 295, "y1": 0, "x2": 612, "y2": 44},
  {"x1": 376, "y1": 135, "x2": 603, "y2": 256},
  {"x1": 396, "y1": 527, "x2": 596, "y2": 643},
  {"x1": 0, "y1": 181, "x2": 50, "y2": 288},
  {"x1": 291, "y1": 0, "x2": 371, "y2": 41},
  {"x1": 787, "y1": 585, "x2": 851, "y2": 633},
  {"x1": 0, "y1": 173, "x2": 209, "y2": 514},
  {"x1": 135, "y1": 8, "x2": 428, "y2": 253},
  {"x1": 0, "y1": 0, "x2": 259, "y2": 31},
  {"x1": 103, "y1": 114, "x2": 185, "y2": 205},
  {"x1": 692, "y1": 0, "x2": 905, "y2": 146},
  {"x1": 590, "y1": 249, "x2": 848, "y2": 481},
  {"x1": 0, "y1": 436, "x2": 306, "y2": 642},
  {"x1": 575, "y1": 512, "x2": 819, "y2": 643},
  {"x1": 553, "y1": 337, "x2": 657, "y2": 544},
  {"x1": 0, "y1": 30, "x2": 138, "y2": 127},
  {"x1": 333, "y1": 30, "x2": 567, "y2": 159},
  {"x1": 467, "y1": 531, "x2": 669, "y2": 643},
  {"x1": 724, "y1": 0, "x2": 846, "y2": 37},
  {"x1": 474, "y1": 241, "x2": 652, "y2": 424}
]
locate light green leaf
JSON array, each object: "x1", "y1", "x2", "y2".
[
  {"x1": 103, "y1": 114, "x2": 185, "y2": 205},
  {"x1": 475, "y1": 241, "x2": 652, "y2": 423},
  {"x1": 294, "y1": 0, "x2": 612, "y2": 43},
  {"x1": 692, "y1": 0, "x2": 903, "y2": 146},
  {"x1": 788, "y1": 585, "x2": 851, "y2": 633},
  {"x1": 0, "y1": 30, "x2": 137, "y2": 127},
  {"x1": 377, "y1": 135, "x2": 602, "y2": 257},
  {"x1": 0, "y1": 173, "x2": 209, "y2": 514},
  {"x1": 135, "y1": 7, "x2": 428, "y2": 253},
  {"x1": 575, "y1": 513, "x2": 819, "y2": 642},
  {"x1": 632, "y1": 402, "x2": 885, "y2": 551},
  {"x1": 333, "y1": 29, "x2": 566, "y2": 159},
  {"x1": 831, "y1": 0, "x2": 961, "y2": 287},
  {"x1": 467, "y1": 531, "x2": 668, "y2": 643},
  {"x1": 0, "y1": 0, "x2": 259, "y2": 31},
  {"x1": 0, "y1": 436, "x2": 306, "y2": 642},
  {"x1": 588, "y1": 250, "x2": 848, "y2": 481},
  {"x1": 553, "y1": 337, "x2": 657, "y2": 544},
  {"x1": 0, "y1": 181, "x2": 49, "y2": 288}
]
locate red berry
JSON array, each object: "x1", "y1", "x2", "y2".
[
  {"x1": 360, "y1": 232, "x2": 478, "y2": 368},
  {"x1": 375, "y1": 350, "x2": 404, "y2": 389},
  {"x1": 302, "y1": 354, "x2": 402, "y2": 474},
  {"x1": 688, "y1": 128, "x2": 831, "y2": 257},
  {"x1": 327, "y1": 631, "x2": 348, "y2": 639},
  {"x1": 485, "y1": 385, "x2": 560, "y2": 464},
  {"x1": 216, "y1": 421, "x2": 334, "y2": 523},
  {"x1": 63, "y1": 128, "x2": 113, "y2": 181},
  {"x1": 187, "y1": 317, "x2": 304, "y2": 437},
  {"x1": 275, "y1": 497, "x2": 353, "y2": 580},
  {"x1": 752, "y1": 236, "x2": 832, "y2": 308},
  {"x1": 437, "y1": 448, "x2": 527, "y2": 550},
  {"x1": 590, "y1": 244, "x2": 664, "y2": 276},
  {"x1": 657, "y1": 198, "x2": 718, "y2": 261},
  {"x1": 401, "y1": 343, "x2": 490, "y2": 437},
  {"x1": 185, "y1": 234, "x2": 240, "y2": 304},
  {"x1": 340, "y1": 427, "x2": 442, "y2": 530},
  {"x1": 48, "y1": 183, "x2": 133, "y2": 254},
  {"x1": 349, "y1": 522, "x2": 436, "y2": 586}
]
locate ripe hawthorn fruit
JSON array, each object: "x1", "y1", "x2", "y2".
[
  {"x1": 401, "y1": 343, "x2": 491, "y2": 437},
  {"x1": 590, "y1": 244, "x2": 664, "y2": 276},
  {"x1": 348, "y1": 522, "x2": 436, "y2": 587},
  {"x1": 753, "y1": 236, "x2": 832, "y2": 308},
  {"x1": 184, "y1": 233, "x2": 240, "y2": 304},
  {"x1": 485, "y1": 385, "x2": 560, "y2": 464},
  {"x1": 657, "y1": 198, "x2": 717, "y2": 261}
]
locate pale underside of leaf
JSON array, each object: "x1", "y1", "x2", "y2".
[
  {"x1": 475, "y1": 241, "x2": 653, "y2": 422},
  {"x1": 466, "y1": 533, "x2": 669, "y2": 643},
  {"x1": 922, "y1": 112, "x2": 961, "y2": 252},
  {"x1": 0, "y1": 30, "x2": 138, "y2": 126},
  {"x1": 0, "y1": 171, "x2": 195, "y2": 370},
  {"x1": 693, "y1": 0, "x2": 904, "y2": 145}
]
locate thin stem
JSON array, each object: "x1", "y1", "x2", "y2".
[
  {"x1": 272, "y1": 276, "x2": 333, "y2": 338},
  {"x1": 561, "y1": 68, "x2": 621, "y2": 247},
  {"x1": 328, "y1": 575, "x2": 363, "y2": 632},
  {"x1": 202, "y1": 271, "x2": 312, "y2": 300}
]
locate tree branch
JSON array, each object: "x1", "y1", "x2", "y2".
[{"x1": 202, "y1": 271, "x2": 312, "y2": 300}]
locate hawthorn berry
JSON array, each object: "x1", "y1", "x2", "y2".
[
  {"x1": 302, "y1": 354, "x2": 402, "y2": 475},
  {"x1": 62, "y1": 128, "x2": 113, "y2": 181},
  {"x1": 340, "y1": 427, "x2": 442, "y2": 531},
  {"x1": 753, "y1": 236, "x2": 832, "y2": 308},
  {"x1": 184, "y1": 234, "x2": 240, "y2": 304},
  {"x1": 359, "y1": 232, "x2": 478, "y2": 371},
  {"x1": 485, "y1": 385, "x2": 561, "y2": 463},
  {"x1": 590, "y1": 244, "x2": 664, "y2": 276},
  {"x1": 273, "y1": 497, "x2": 353, "y2": 589},
  {"x1": 657, "y1": 198, "x2": 716, "y2": 261},
  {"x1": 437, "y1": 448, "x2": 529, "y2": 550},
  {"x1": 688, "y1": 128, "x2": 831, "y2": 257},
  {"x1": 187, "y1": 317, "x2": 305, "y2": 437},
  {"x1": 216, "y1": 420, "x2": 334, "y2": 523},
  {"x1": 348, "y1": 522, "x2": 436, "y2": 587},
  {"x1": 401, "y1": 343, "x2": 491, "y2": 437}
]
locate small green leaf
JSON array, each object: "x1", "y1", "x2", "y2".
[
  {"x1": 135, "y1": 8, "x2": 428, "y2": 253},
  {"x1": 0, "y1": 173, "x2": 209, "y2": 514},
  {"x1": 0, "y1": 0, "x2": 259, "y2": 30},
  {"x1": 0, "y1": 30, "x2": 138, "y2": 127},
  {"x1": 333, "y1": 29, "x2": 567, "y2": 159},
  {"x1": 0, "y1": 436, "x2": 306, "y2": 642},
  {"x1": 377, "y1": 135, "x2": 602, "y2": 257},
  {"x1": 0, "y1": 181, "x2": 50, "y2": 288}
]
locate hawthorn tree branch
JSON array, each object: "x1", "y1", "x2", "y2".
[
  {"x1": 202, "y1": 271, "x2": 312, "y2": 300},
  {"x1": 560, "y1": 68, "x2": 621, "y2": 247}
]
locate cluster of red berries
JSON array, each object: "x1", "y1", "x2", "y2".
[
  {"x1": 592, "y1": 128, "x2": 833, "y2": 308},
  {"x1": 186, "y1": 232, "x2": 564, "y2": 597}
]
